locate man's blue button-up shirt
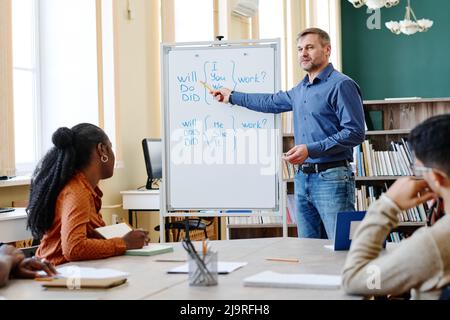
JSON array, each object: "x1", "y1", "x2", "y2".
[{"x1": 230, "y1": 63, "x2": 365, "y2": 164}]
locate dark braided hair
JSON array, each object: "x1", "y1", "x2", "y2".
[{"x1": 26, "y1": 123, "x2": 109, "y2": 239}]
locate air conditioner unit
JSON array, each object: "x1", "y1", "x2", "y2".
[{"x1": 232, "y1": 0, "x2": 259, "y2": 18}]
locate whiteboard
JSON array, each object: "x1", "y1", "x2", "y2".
[{"x1": 162, "y1": 40, "x2": 281, "y2": 210}]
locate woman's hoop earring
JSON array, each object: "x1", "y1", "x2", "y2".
[{"x1": 101, "y1": 154, "x2": 109, "y2": 163}]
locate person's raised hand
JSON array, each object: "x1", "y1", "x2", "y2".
[{"x1": 385, "y1": 177, "x2": 438, "y2": 210}]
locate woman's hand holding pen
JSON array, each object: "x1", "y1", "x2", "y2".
[
  {"x1": 122, "y1": 229, "x2": 149, "y2": 249},
  {"x1": 385, "y1": 177, "x2": 438, "y2": 210}
]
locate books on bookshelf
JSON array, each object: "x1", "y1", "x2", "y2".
[
  {"x1": 354, "y1": 138, "x2": 413, "y2": 177},
  {"x1": 388, "y1": 232, "x2": 407, "y2": 243},
  {"x1": 286, "y1": 194, "x2": 297, "y2": 225},
  {"x1": 227, "y1": 215, "x2": 283, "y2": 225},
  {"x1": 282, "y1": 160, "x2": 298, "y2": 180},
  {"x1": 355, "y1": 185, "x2": 427, "y2": 223}
]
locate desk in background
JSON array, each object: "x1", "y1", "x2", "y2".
[
  {"x1": 0, "y1": 208, "x2": 31, "y2": 243},
  {"x1": 120, "y1": 189, "x2": 160, "y2": 227},
  {"x1": 0, "y1": 237, "x2": 357, "y2": 300}
]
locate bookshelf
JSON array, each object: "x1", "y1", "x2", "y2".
[
  {"x1": 356, "y1": 98, "x2": 450, "y2": 242},
  {"x1": 227, "y1": 98, "x2": 450, "y2": 241}
]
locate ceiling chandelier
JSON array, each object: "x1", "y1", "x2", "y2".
[
  {"x1": 385, "y1": 0, "x2": 433, "y2": 35},
  {"x1": 348, "y1": 0, "x2": 400, "y2": 10}
]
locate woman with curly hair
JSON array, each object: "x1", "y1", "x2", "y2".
[{"x1": 27, "y1": 123, "x2": 148, "y2": 265}]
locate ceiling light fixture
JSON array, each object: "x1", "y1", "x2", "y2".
[
  {"x1": 385, "y1": 0, "x2": 433, "y2": 35},
  {"x1": 348, "y1": 0, "x2": 400, "y2": 10}
]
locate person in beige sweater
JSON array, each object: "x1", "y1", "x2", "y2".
[{"x1": 342, "y1": 114, "x2": 450, "y2": 298}]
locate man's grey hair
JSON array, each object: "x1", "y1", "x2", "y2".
[{"x1": 297, "y1": 27, "x2": 331, "y2": 45}]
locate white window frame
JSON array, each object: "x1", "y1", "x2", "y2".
[
  {"x1": 12, "y1": 0, "x2": 120, "y2": 175},
  {"x1": 12, "y1": 0, "x2": 41, "y2": 176}
]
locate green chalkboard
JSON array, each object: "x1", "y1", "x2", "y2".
[{"x1": 341, "y1": 0, "x2": 450, "y2": 100}]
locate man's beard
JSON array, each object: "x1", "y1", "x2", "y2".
[{"x1": 301, "y1": 60, "x2": 317, "y2": 72}]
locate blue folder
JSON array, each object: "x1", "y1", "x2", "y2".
[
  {"x1": 334, "y1": 211, "x2": 386, "y2": 251},
  {"x1": 334, "y1": 211, "x2": 367, "y2": 251}
]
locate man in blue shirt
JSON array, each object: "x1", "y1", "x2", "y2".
[{"x1": 212, "y1": 28, "x2": 365, "y2": 239}]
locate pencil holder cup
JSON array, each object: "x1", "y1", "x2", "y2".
[{"x1": 188, "y1": 251, "x2": 218, "y2": 286}]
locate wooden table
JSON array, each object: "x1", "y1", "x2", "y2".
[{"x1": 0, "y1": 237, "x2": 358, "y2": 300}]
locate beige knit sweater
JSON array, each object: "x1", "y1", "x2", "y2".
[{"x1": 342, "y1": 194, "x2": 450, "y2": 298}]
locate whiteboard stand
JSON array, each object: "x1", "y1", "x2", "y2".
[{"x1": 160, "y1": 39, "x2": 286, "y2": 243}]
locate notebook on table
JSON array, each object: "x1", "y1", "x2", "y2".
[
  {"x1": 36, "y1": 266, "x2": 129, "y2": 289},
  {"x1": 125, "y1": 244, "x2": 173, "y2": 256},
  {"x1": 243, "y1": 271, "x2": 341, "y2": 289},
  {"x1": 95, "y1": 223, "x2": 173, "y2": 256}
]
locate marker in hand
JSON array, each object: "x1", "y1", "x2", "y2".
[{"x1": 199, "y1": 81, "x2": 213, "y2": 92}]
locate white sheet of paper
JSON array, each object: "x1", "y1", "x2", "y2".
[
  {"x1": 95, "y1": 223, "x2": 132, "y2": 239},
  {"x1": 168, "y1": 262, "x2": 247, "y2": 274},
  {"x1": 243, "y1": 271, "x2": 341, "y2": 289}
]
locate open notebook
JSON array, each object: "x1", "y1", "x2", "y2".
[
  {"x1": 36, "y1": 266, "x2": 129, "y2": 289},
  {"x1": 95, "y1": 223, "x2": 132, "y2": 239},
  {"x1": 243, "y1": 271, "x2": 342, "y2": 289}
]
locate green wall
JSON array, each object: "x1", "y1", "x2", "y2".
[{"x1": 341, "y1": 0, "x2": 450, "y2": 100}]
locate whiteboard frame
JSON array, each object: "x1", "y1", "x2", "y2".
[{"x1": 159, "y1": 39, "x2": 286, "y2": 242}]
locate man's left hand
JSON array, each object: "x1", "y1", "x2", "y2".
[{"x1": 283, "y1": 144, "x2": 309, "y2": 165}]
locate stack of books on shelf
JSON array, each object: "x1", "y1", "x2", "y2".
[
  {"x1": 282, "y1": 112, "x2": 294, "y2": 135},
  {"x1": 261, "y1": 215, "x2": 283, "y2": 224},
  {"x1": 227, "y1": 215, "x2": 283, "y2": 225},
  {"x1": 354, "y1": 138, "x2": 413, "y2": 177},
  {"x1": 227, "y1": 216, "x2": 262, "y2": 225},
  {"x1": 388, "y1": 232, "x2": 407, "y2": 243},
  {"x1": 355, "y1": 185, "x2": 427, "y2": 223},
  {"x1": 286, "y1": 194, "x2": 297, "y2": 225},
  {"x1": 282, "y1": 160, "x2": 299, "y2": 180}
]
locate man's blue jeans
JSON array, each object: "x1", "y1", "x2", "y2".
[{"x1": 294, "y1": 165, "x2": 355, "y2": 239}]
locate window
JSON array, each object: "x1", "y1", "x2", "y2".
[
  {"x1": 12, "y1": 0, "x2": 39, "y2": 174},
  {"x1": 258, "y1": 0, "x2": 287, "y2": 89},
  {"x1": 11, "y1": 0, "x2": 118, "y2": 174},
  {"x1": 306, "y1": 0, "x2": 341, "y2": 70},
  {"x1": 39, "y1": 0, "x2": 99, "y2": 153},
  {"x1": 174, "y1": 0, "x2": 214, "y2": 42}
]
